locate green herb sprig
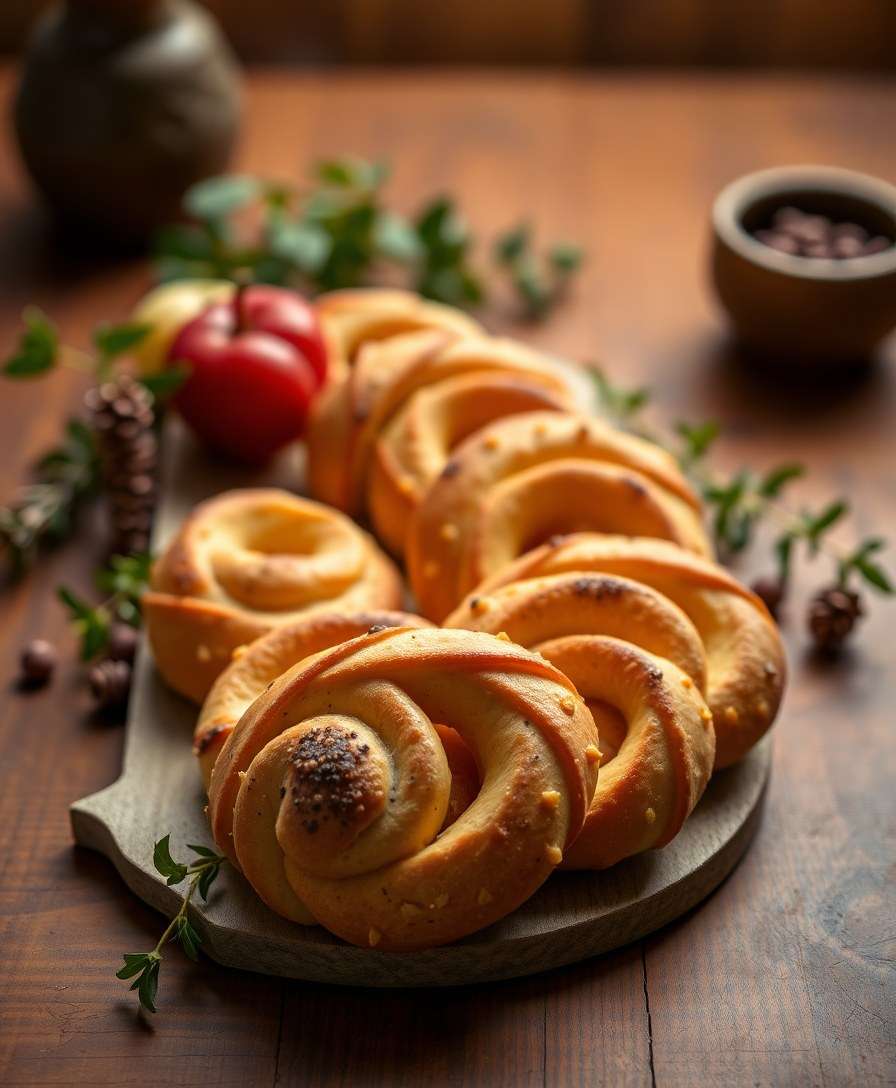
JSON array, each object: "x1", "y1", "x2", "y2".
[
  {"x1": 494, "y1": 224, "x2": 583, "y2": 320},
  {"x1": 0, "y1": 417, "x2": 100, "y2": 572},
  {"x1": 0, "y1": 311, "x2": 179, "y2": 571},
  {"x1": 590, "y1": 368, "x2": 893, "y2": 621},
  {"x1": 154, "y1": 160, "x2": 584, "y2": 319},
  {"x1": 57, "y1": 553, "x2": 152, "y2": 659},
  {"x1": 117, "y1": 835, "x2": 227, "y2": 1014}
]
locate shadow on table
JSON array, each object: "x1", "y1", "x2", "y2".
[
  {"x1": 677, "y1": 328, "x2": 895, "y2": 436},
  {"x1": 0, "y1": 195, "x2": 146, "y2": 295}
]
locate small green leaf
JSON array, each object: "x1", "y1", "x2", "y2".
[
  {"x1": 758, "y1": 463, "x2": 805, "y2": 498},
  {"x1": 676, "y1": 420, "x2": 720, "y2": 464},
  {"x1": 269, "y1": 220, "x2": 332, "y2": 273},
  {"x1": 136, "y1": 959, "x2": 160, "y2": 1014},
  {"x1": 176, "y1": 916, "x2": 201, "y2": 962},
  {"x1": 854, "y1": 558, "x2": 893, "y2": 593},
  {"x1": 494, "y1": 224, "x2": 530, "y2": 266},
  {"x1": 3, "y1": 308, "x2": 58, "y2": 378},
  {"x1": 374, "y1": 212, "x2": 423, "y2": 263},
  {"x1": 315, "y1": 158, "x2": 388, "y2": 190},
  {"x1": 184, "y1": 175, "x2": 262, "y2": 221},
  {"x1": 549, "y1": 243, "x2": 583, "y2": 274},
  {"x1": 57, "y1": 584, "x2": 92, "y2": 620},
  {"x1": 139, "y1": 365, "x2": 191, "y2": 402},
  {"x1": 93, "y1": 322, "x2": 151, "y2": 361},
  {"x1": 805, "y1": 501, "x2": 848, "y2": 551},
  {"x1": 197, "y1": 863, "x2": 221, "y2": 902},
  {"x1": 95, "y1": 553, "x2": 153, "y2": 601},
  {"x1": 116, "y1": 953, "x2": 151, "y2": 980},
  {"x1": 57, "y1": 585, "x2": 110, "y2": 659},
  {"x1": 187, "y1": 843, "x2": 223, "y2": 859},
  {"x1": 774, "y1": 533, "x2": 795, "y2": 583},
  {"x1": 152, "y1": 835, "x2": 188, "y2": 885}
]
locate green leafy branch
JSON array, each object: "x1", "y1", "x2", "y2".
[
  {"x1": 2, "y1": 308, "x2": 152, "y2": 382},
  {"x1": 590, "y1": 368, "x2": 893, "y2": 606},
  {"x1": 155, "y1": 159, "x2": 584, "y2": 319},
  {"x1": 117, "y1": 836, "x2": 227, "y2": 1014},
  {"x1": 57, "y1": 553, "x2": 152, "y2": 659}
]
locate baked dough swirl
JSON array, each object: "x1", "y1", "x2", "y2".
[
  {"x1": 316, "y1": 288, "x2": 482, "y2": 381},
  {"x1": 446, "y1": 567, "x2": 717, "y2": 867},
  {"x1": 207, "y1": 626, "x2": 600, "y2": 949},
  {"x1": 143, "y1": 489, "x2": 403, "y2": 702},
  {"x1": 408, "y1": 410, "x2": 711, "y2": 621},
  {"x1": 194, "y1": 610, "x2": 430, "y2": 788},
  {"x1": 456, "y1": 533, "x2": 786, "y2": 768},
  {"x1": 308, "y1": 330, "x2": 576, "y2": 555}
]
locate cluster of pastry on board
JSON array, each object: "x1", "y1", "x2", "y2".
[{"x1": 142, "y1": 289, "x2": 786, "y2": 952}]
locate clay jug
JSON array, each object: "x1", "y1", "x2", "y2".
[{"x1": 14, "y1": 0, "x2": 242, "y2": 246}]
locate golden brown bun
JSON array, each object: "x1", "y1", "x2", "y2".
[
  {"x1": 446, "y1": 570, "x2": 715, "y2": 867},
  {"x1": 408, "y1": 411, "x2": 711, "y2": 621},
  {"x1": 453, "y1": 533, "x2": 786, "y2": 769},
  {"x1": 307, "y1": 330, "x2": 575, "y2": 556},
  {"x1": 207, "y1": 626, "x2": 599, "y2": 949},
  {"x1": 143, "y1": 489, "x2": 403, "y2": 703},
  {"x1": 195, "y1": 610, "x2": 431, "y2": 788},
  {"x1": 315, "y1": 288, "x2": 481, "y2": 382}
]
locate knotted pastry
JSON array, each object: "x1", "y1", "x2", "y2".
[
  {"x1": 308, "y1": 331, "x2": 576, "y2": 555},
  {"x1": 195, "y1": 610, "x2": 430, "y2": 788},
  {"x1": 457, "y1": 533, "x2": 786, "y2": 768},
  {"x1": 446, "y1": 570, "x2": 716, "y2": 867},
  {"x1": 408, "y1": 410, "x2": 712, "y2": 621},
  {"x1": 142, "y1": 489, "x2": 403, "y2": 703},
  {"x1": 207, "y1": 626, "x2": 600, "y2": 949},
  {"x1": 316, "y1": 288, "x2": 481, "y2": 381}
]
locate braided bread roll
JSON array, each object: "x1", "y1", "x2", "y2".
[
  {"x1": 408, "y1": 410, "x2": 711, "y2": 621},
  {"x1": 143, "y1": 489, "x2": 403, "y2": 703},
  {"x1": 316, "y1": 288, "x2": 481, "y2": 381},
  {"x1": 457, "y1": 533, "x2": 786, "y2": 768},
  {"x1": 195, "y1": 610, "x2": 430, "y2": 788},
  {"x1": 207, "y1": 626, "x2": 600, "y2": 949},
  {"x1": 308, "y1": 331, "x2": 576, "y2": 555},
  {"x1": 446, "y1": 570, "x2": 716, "y2": 867}
]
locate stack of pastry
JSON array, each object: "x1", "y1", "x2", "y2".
[{"x1": 144, "y1": 289, "x2": 786, "y2": 952}]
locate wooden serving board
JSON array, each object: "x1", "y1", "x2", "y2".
[{"x1": 71, "y1": 418, "x2": 772, "y2": 989}]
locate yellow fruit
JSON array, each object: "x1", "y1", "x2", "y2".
[{"x1": 130, "y1": 279, "x2": 234, "y2": 375}]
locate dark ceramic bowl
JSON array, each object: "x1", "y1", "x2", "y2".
[{"x1": 710, "y1": 165, "x2": 896, "y2": 366}]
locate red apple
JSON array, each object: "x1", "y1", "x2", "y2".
[{"x1": 168, "y1": 286, "x2": 327, "y2": 465}]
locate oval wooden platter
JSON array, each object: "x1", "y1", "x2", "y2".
[{"x1": 70, "y1": 417, "x2": 773, "y2": 989}]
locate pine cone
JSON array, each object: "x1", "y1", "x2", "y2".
[
  {"x1": 807, "y1": 586, "x2": 864, "y2": 651},
  {"x1": 84, "y1": 376, "x2": 157, "y2": 556}
]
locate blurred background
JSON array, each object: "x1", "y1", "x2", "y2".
[{"x1": 3, "y1": 0, "x2": 896, "y2": 69}]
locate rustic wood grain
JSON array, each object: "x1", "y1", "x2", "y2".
[{"x1": 0, "y1": 67, "x2": 894, "y2": 1086}]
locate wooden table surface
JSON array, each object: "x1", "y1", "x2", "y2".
[{"x1": 0, "y1": 67, "x2": 894, "y2": 1088}]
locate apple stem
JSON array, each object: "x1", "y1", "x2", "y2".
[{"x1": 233, "y1": 282, "x2": 249, "y2": 334}]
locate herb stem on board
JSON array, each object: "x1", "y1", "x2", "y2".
[{"x1": 116, "y1": 836, "x2": 227, "y2": 1014}]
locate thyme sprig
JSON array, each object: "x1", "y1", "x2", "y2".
[
  {"x1": 590, "y1": 367, "x2": 893, "y2": 612},
  {"x1": 117, "y1": 835, "x2": 227, "y2": 1014}
]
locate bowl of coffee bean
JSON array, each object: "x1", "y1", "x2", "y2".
[{"x1": 710, "y1": 165, "x2": 896, "y2": 366}]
